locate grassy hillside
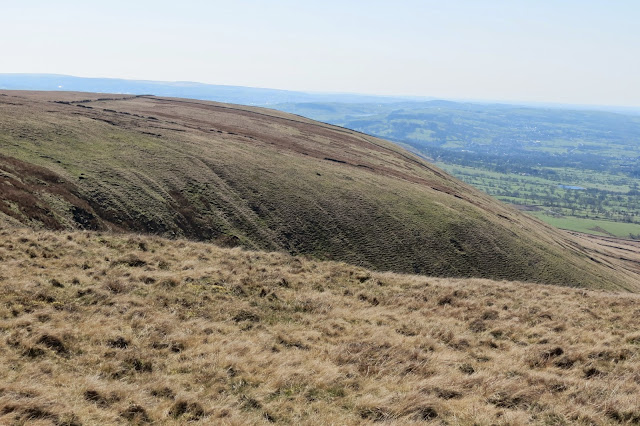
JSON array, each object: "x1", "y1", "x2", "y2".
[
  {"x1": 2, "y1": 228, "x2": 640, "y2": 424},
  {"x1": 0, "y1": 90, "x2": 637, "y2": 290},
  {"x1": 274, "y1": 102, "x2": 640, "y2": 238}
]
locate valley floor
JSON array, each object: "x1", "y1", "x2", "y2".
[{"x1": 1, "y1": 228, "x2": 640, "y2": 425}]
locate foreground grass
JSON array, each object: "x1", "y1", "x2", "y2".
[{"x1": 1, "y1": 228, "x2": 640, "y2": 425}]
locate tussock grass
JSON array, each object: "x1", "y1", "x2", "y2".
[{"x1": 1, "y1": 227, "x2": 640, "y2": 424}]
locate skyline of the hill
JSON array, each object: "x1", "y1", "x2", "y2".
[{"x1": 1, "y1": 73, "x2": 639, "y2": 115}]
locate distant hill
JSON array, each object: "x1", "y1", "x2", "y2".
[
  {"x1": 0, "y1": 90, "x2": 637, "y2": 290},
  {"x1": 0, "y1": 74, "x2": 428, "y2": 105},
  {"x1": 3, "y1": 73, "x2": 637, "y2": 114},
  {"x1": 273, "y1": 101, "x2": 640, "y2": 154}
]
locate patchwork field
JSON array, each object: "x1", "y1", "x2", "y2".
[{"x1": 438, "y1": 164, "x2": 640, "y2": 238}]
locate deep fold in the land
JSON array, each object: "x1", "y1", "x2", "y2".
[{"x1": 0, "y1": 90, "x2": 639, "y2": 290}]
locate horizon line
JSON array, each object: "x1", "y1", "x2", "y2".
[{"x1": 1, "y1": 72, "x2": 639, "y2": 113}]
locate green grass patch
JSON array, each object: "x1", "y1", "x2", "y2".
[{"x1": 529, "y1": 212, "x2": 640, "y2": 238}]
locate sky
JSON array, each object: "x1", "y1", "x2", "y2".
[{"x1": 2, "y1": 0, "x2": 639, "y2": 107}]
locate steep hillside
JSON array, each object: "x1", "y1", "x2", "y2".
[
  {"x1": 0, "y1": 90, "x2": 636, "y2": 290},
  {"x1": 1, "y1": 228, "x2": 640, "y2": 424}
]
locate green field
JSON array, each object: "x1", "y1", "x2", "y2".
[
  {"x1": 437, "y1": 163, "x2": 640, "y2": 236},
  {"x1": 527, "y1": 212, "x2": 640, "y2": 238}
]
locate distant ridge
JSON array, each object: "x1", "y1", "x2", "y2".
[
  {"x1": 2, "y1": 74, "x2": 637, "y2": 114},
  {"x1": 0, "y1": 73, "x2": 430, "y2": 106}
]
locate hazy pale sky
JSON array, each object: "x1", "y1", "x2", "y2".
[{"x1": 3, "y1": 0, "x2": 639, "y2": 106}]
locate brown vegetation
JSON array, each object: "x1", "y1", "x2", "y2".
[{"x1": 1, "y1": 227, "x2": 640, "y2": 424}]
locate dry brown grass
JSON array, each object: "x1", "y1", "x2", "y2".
[{"x1": 1, "y1": 227, "x2": 640, "y2": 425}]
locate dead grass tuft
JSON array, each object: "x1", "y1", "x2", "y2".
[
  {"x1": 169, "y1": 400, "x2": 206, "y2": 420},
  {"x1": 36, "y1": 334, "x2": 68, "y2": 355},
  {"x1": 120, "y1": 404, "x2": 151, "y2": 423}
]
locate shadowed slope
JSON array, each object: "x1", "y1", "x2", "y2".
[{"x1": 0, "y1": 90, "x2": 636, "y2": 290}]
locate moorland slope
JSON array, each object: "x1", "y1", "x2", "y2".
[
  {"x1": 1, "y1": 228, "x2": 640, "y2": 424},
  {"x1": 0, "y1": 90, "x2": 637, "y2": 290}
]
